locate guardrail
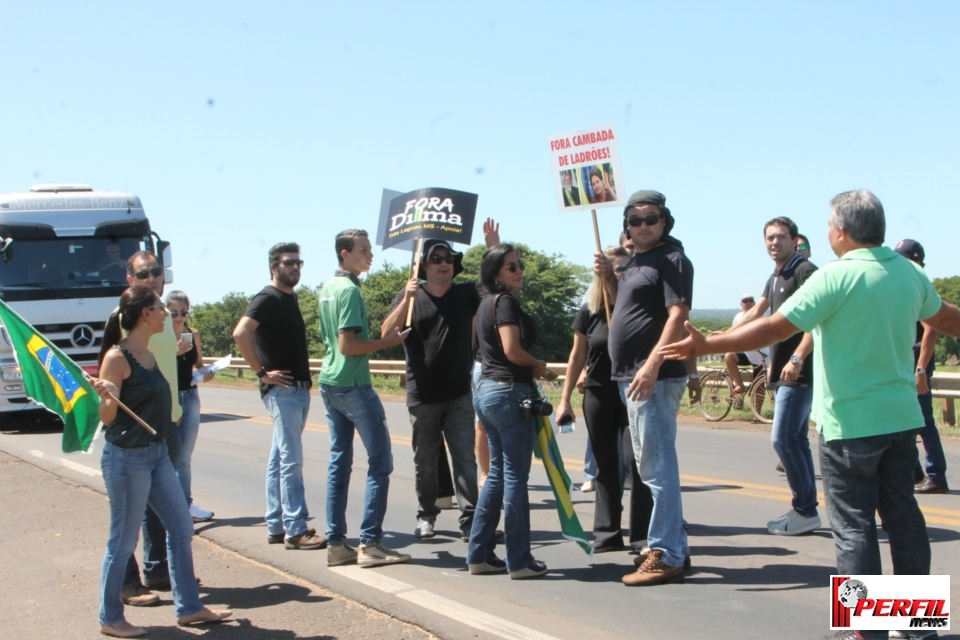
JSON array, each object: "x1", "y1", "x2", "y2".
[{"x1": 203, "y1": 358, "x2": 960, "y2": 425}]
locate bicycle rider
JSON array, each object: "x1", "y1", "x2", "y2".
[
  {"x1": 717, "y1": 295, "x2": 767, "y2": 395},
  {"x1": 735, "y1": 216, "x2": 820, "y2": 536}
]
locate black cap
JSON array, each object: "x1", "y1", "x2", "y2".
[
  {"x1": 622, "y1": 189, "x2": 674, "y2": 235},
  {"x1": 894, "y1": 239, "x2": 925, "y2": 267},
  {"x1": 419, "y1": 239, "x2": 464, "y2": 279}
]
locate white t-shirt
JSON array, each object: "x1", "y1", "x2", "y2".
[{"x1": 732, "y1": 311, "x2": 768, "y2": 366}]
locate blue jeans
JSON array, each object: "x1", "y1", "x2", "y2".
[
  {"x1": 914, "y1": 377, "x2": 947, "y2": 483},
  {"x1": 468, "y1": 380, "x2": 536, "y2": 573},
  {"x1": 123, "y1": 421, "x2": 179, "y2": 589},
  {"x1": 583, "y1": 439, "x2": 597, "y2": 482},
  {"x1": 176, "y1": 387, "x2": 201, "y2": 505},
  {"x1": 263, "y1": 386, "x2": 311, "y2": 537},
  {"x1": 819, "y1": 429, "x2": 930, "y2": 576},
  {"x1": 409, "y1": 392, "x2": 478, "y2": 530},
  {"x1": 618, "y1": 377, "x2": 689, "y2": 568},
  {"x1": 100, "y1": 441, "x2": 202, "y2": 624},
  {"x1": 321, "y1": 384, "x2": 394, "y2": 546},
  {"x1": 770, "y1": 385, "x2": 818, "y2": 517}
]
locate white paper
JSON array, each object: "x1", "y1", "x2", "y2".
[{"x1": 192, "y1": 355, "x2": 232, "y2": 386}]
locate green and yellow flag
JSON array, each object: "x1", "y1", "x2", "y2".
[
  {"x1": 0, "y1": 300, "x2": 100, "y2": 453},
  {"x1": 533, "y1": 405, "x2": 593, "y2": 556}
]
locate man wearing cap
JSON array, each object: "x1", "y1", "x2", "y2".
[
  {"x1": 735, "y1": 216, "x2": 821, "y2": 535},
  {"x1": 895, "y1": 239, "x2": 948, "y2": 494},
  {"x1": 382, "y1": 225, "x2": 500, "y2": 541},
  {"x1": 719, "y1": 294, "x2": 768, "y2": 395},
  {"x1": 595, "y1": 189, "x2": 698, "y2": 587},
  {"x1": 659, "y1": 190, "x2": 960, "y2": 639}
]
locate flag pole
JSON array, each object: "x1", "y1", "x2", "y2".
[
  {"x1": 83, "y1": 372, "x2": 157, "y2": 435},
  {"x1": 405, "y1": 237, "x2": 424, "y2": 328},
  {"x1": 591, "y1": 210, "x2": 612, "y2": 325}
]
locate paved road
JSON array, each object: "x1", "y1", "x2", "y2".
[{"x1": 3, "y1": 385, "x2": 960, "y2": 640}]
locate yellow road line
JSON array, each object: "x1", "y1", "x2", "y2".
[{"x1": 208, "y1": 410, "x2": 960, "y2": 528}]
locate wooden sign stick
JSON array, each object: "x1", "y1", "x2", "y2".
[
  {"x1": 84, "y1": 372, "x2": 157, "y2": 435},
  {"x1": 591, "y1": 210, "x2": 612, "y2": 325},
  {"x1": 405, "y1": 237, "x2": 424, "y2": 328}
]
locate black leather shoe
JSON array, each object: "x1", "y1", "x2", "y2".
[{"x1": 915, "y1": 478, "x2": 949, "y2": 494}]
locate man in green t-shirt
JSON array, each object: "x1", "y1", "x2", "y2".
[
  {"x1": 660, "y1": 190, "x2": 960, "y2": 639},
  {"x1": 318, "y1": 229, "x2": 408, "y2": 569}
]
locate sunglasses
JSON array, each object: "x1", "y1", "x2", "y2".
[
  {"x1": 280, "y1": 259, "x2": 304, "y2": 268},
  {"x1": 504, "y1": 260, "x2": 525, "y2": 273},
  {"x1": 169, "y1": 310, "x2": 190, "y2": 318},
  {"x1": 148, "y1": 302, "x2": 167, "y2": 312},
  {"x1": 428, "y1": 253, "x2": 455, "y2": 265},
  {"x1": 797, "y1": 243, "x2": 809, "y2": 251},
  {"x1": 614, "y1": 265, "x2": 628, "y2": 273},
  {"x1": 742, "y1": 298, "x2": 755, "y2": 304},
  {"x1": 626, "y1": 213, "x2": 662, "y2": 227},
  {"x1": 133, "y1": 267, "x2": 163, "y2": 280}
]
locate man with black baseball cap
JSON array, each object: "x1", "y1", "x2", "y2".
[
  {"x1": 383, "y1": 225, "x2": 500, "y2": 541},
  {"x1": 595, "y1": 189, "x2": 698, "y2": 586},
  {"x1": 894, "y1": 239, "x2": 948, "y2": 494}
]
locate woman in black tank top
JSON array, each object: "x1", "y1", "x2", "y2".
[
  {"x1": 89, "y1": 287, "x2": 230, "y2": 636},
  {"x1": 167, "y1": 290, "x2": 215, "y2": 523}
]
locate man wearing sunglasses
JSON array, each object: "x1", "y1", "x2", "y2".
[
  {"x1": 381, "y1": 229, "x2": 499, "y2": 543},
  {"x1": 735, "y1": 217, "x2": 820, "y2": 536},
  {"x1": 234, "y1": 243, "x2": 325, "y2": 551},
  {"x1": 796, "y1": 234, "x2": 811, "y2": 260},
  {"x1": 114, "y1": 251, "x2": 184, "y2": 606},
  {"x1": 595, "y1": 190, "x2": 697, "y2": 587}
]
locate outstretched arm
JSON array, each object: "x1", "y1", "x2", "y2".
[{"x1": 660, "y1": 313, "x2": 801, "y2": 361}]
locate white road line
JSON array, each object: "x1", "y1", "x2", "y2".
[
  {"x1": 30, "y1": 450, "x2": 101, "y2": 477},
  {"x1": 329, "y1": 565, "x2": 561, "y2": 640}
]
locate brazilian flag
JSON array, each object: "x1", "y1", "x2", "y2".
[
  {"x1": 0, "y1": 300, "x2": 100, "y2": 453},
  {"x1": 532, "y1": 391, "x2": 593, "y2": 556}
]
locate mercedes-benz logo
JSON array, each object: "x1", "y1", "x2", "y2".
[{"x1": 70, "y1": 324, "x2": 95, "y2": 348}]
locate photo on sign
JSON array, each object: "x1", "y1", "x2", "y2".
[
  {"x1": 580, "y1": 163, "x2": 617, "y2": 205},
  {"x1": 559, "y1": 169, "x2": 583, "y2": 208}
]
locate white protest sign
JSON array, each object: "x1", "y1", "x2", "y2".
[{"x1": 548, "y1": 123, "x2": 624, "y2": 214}]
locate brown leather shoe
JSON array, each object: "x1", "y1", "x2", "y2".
[
  {"x1": 284, "y1": 528, "x2": 327, "y2": 550},
  {"x1": 633, "y1": 546, "x2": 691, "y2": 570},
  {"x1": 623, "y1": 549, "x2": 685, "y2": 586},
  {"x1": 119, "y1": 584, "x2": 160, "y2": 606},
  {"x1": 915, "y1": 478, "x2": 949, "y2": 494}
]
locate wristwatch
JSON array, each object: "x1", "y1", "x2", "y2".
[
  {"x1": 916, "y1": 367, "x2": 926, "y2": 374},
  {"x1": 790, "y1": 355, "x2": 802, "y2": 365},
  {"x1": 256, "y1": 368, "x2": 268, "y2": 378},
  {"x1": 688, "y1": 373, "x2": 700, "y2": 380}
]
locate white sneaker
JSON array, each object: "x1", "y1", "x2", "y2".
[
  {"x1": 767, "y1": 509, "x2": 820, "y2": 535},
  {"x1": 580, "y1": 480, "x2": 595, "y2": 493},
  {"x1": 435, "y1": 496, "x2": 455, "y2": 510},
  {"x1": 358, "y1": 542, "x2": 412, "y2": 567},
  {"x1": 190, "y1": 504, "x2": 214, "y2": 523}
]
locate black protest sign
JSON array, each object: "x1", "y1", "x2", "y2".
[
  {"x1": 382, "y1": 187, "x2": 478, "y2": 250},
  {"x1": 375, "y1": 188, "x2": 416, "y2": 251}
]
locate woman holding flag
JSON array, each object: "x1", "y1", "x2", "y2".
[
  {"x1": 467, "y1": 244, "x2": 550, "y2": 579},
  {"x1": 91, "y1": 286, "x2": 230, "y2": 637}
]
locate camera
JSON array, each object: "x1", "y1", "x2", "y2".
[{"x1": 519, "y1": 396, "x2": 553, "y2": 420}]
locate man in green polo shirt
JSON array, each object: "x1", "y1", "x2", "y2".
[
  {"x1": 318, "y1": 229, "x2": 408, "y2": 569},
  {"x1": 659, "y1": 189, "x2": 960, "y2": 640}
]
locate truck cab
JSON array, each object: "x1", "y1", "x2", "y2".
[{"x1": 0, "y1": 184, "x2": 171, "y2": 418}]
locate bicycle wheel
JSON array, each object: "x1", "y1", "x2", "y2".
[
  {"x1": 699, "y1": 370, "x2": 733, "y2": 421},
  {"x1": 749, "y1": 372, "x2": 775, "y2": 424}
]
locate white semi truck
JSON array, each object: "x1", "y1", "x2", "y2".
[{"x1": 0, "y1": 184, "x2": 172, "y2": 422}]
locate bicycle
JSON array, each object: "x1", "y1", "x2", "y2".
[{"x1": 697, "y1": 354, "x2": 775, "y2": 423}]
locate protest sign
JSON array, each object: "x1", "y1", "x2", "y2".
[
  {"x1": 375, "y1": 189, "x2": 416, "y2": 251},
  {"x1": 548, "y1": 124, "x2": 624, "y2": 214},
  {"x1": 382, "y1": 187, "x2": 478, "y2": 251}
]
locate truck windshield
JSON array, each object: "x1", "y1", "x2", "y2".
[{"x1": 0, "y1": 237, "x2": 145, "y2": 289}]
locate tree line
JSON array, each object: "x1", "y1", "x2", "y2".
[
  {"x1": 190, "y1": 243, "x2": 591, "y2": 363},
  {"x1": 189, "y1": 253, "x2": 960, "y2": 366}
]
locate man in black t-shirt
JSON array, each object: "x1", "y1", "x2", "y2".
[
  {"x1": 736, "y1": 217, "x2": 820, "y2": 536},
  {"x1": 596, "y1": 190, "x2": 698, "y2": 587},
  {"x1": 233, "y1": 242, "x2": 325, "y2": 551},
  {"x1": 382, "y1": 238, "x2": 491, "y2": 541}
]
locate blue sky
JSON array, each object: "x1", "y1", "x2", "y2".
[{"x1": 2, "y1": 1, "x2": 957, "y2": 308}]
